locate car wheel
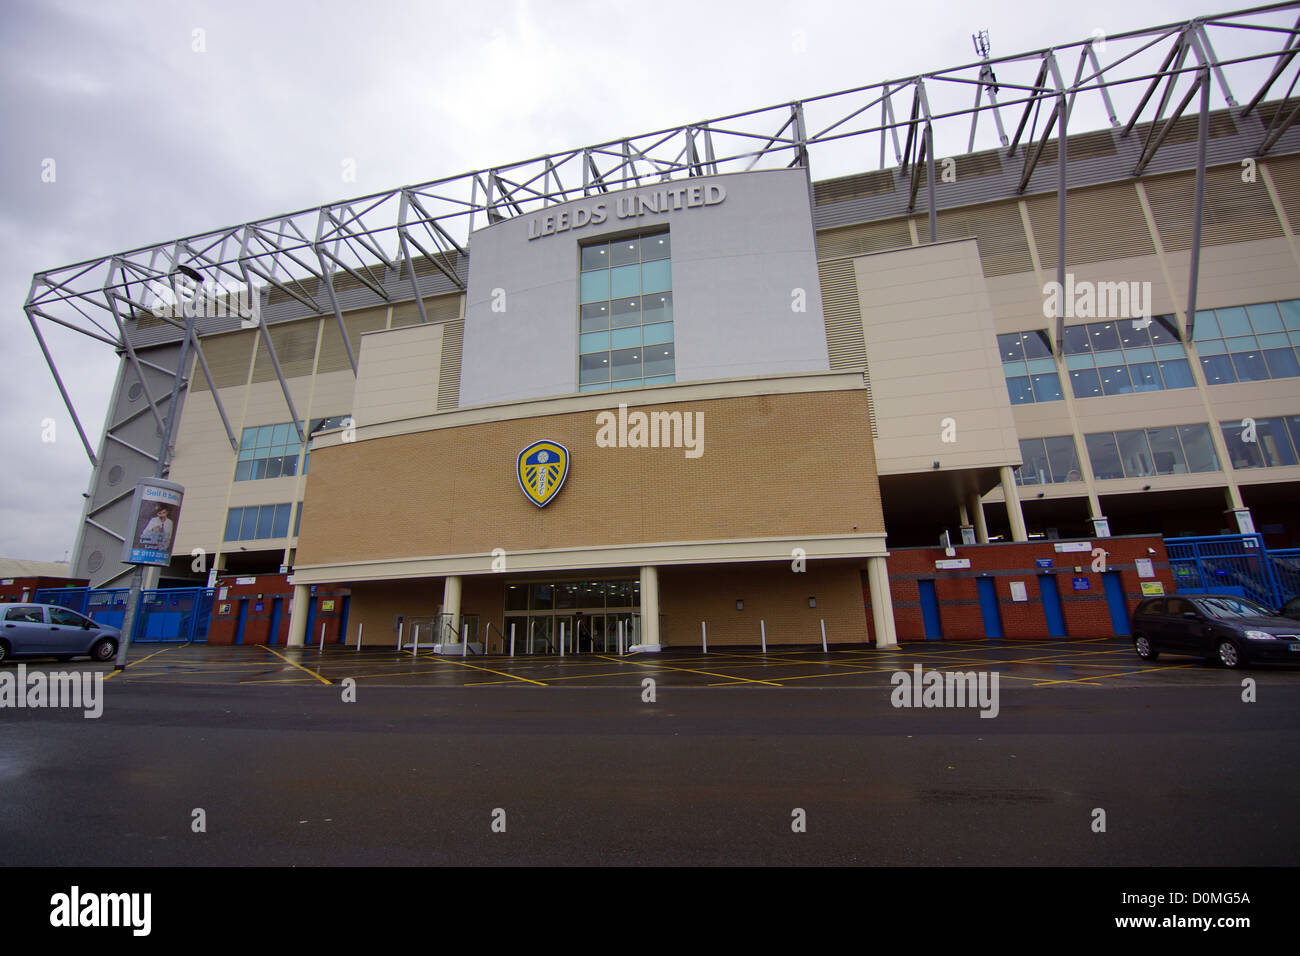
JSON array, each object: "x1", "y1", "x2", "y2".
[
  {"x1": 1215, "y1": 639, "x2": 1244, "y2": 669},
  {"x1": 90, "y1": 638, "x2": 117, "y2": 663},
  {"x1": 1134, "y1": 635, "x2": 1158, "y2": 660},
  {"x1": 0, "y1": 640, "x2": 8, "y2": 663}
]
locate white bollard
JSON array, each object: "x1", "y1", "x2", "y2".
[
  {"x1": 821, "y1": 619, "x2": 827, "y2": 653},
  {"x1": 559, "y1": 621, "x2": 565, "y2": 657},
  {"x1": 413, "y1": 623, "x2": 420, "y2": 652},
  {"x1": 760, "y1": 619, "x2": 767, "y2": 653},
  {"x1": 462, "y1": 621, "x2": 468, "y2": 657},
  {"x1": 618, "y1": 620, "x2": 625, "y2": 656},
  {"x1": 319, "y1": 622, "x2": 326, "y2": 651},
  {"x1": 510, "y1": 622, "x2": 516, "y2": 657},
  {"x1": 701, "y1": 620, "x2": 708, "y2": 654},
  {"x1": 356, "y1": 621, "x2": 363, "y2": 651},
  {"x1": 397, "y1": 621, "x2": 403, "y2": 654}
]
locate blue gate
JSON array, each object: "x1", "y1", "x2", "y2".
[
  {"x1": 33, "y1": 586, "x2": 214, "y2": 643},
  {"x1": 1165, "y1": 535, "x2": 1297, "y2": 609}
]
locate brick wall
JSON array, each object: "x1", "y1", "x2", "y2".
[
  {"x1": 208, "y1": 573, "x2": 350, "y2": 645},
  {"x1": 297, "y1": 388, "x2": 884, "y2": 566},
  {"x1": 871, "y1": 535, "x2": 1175, "y2": 641}
]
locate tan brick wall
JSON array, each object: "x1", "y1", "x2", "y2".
[
  {"x1": 297, "y1": 388, "x2": 884, "y2": 566},
  {"x1": 660, "y1": 560, "x2": 868, "y2": 646}
]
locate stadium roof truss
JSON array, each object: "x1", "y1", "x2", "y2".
[{"x1": 25, "y1": 2, "x2": 1300, "y2": 468}]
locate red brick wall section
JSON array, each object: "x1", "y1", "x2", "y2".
[
  {"x1": 867, "y1": 535, "x2": 1176, "y2": 642},
  {"x1": 0, "y1": 577, "x2": 90, "y2": 602},
  {"x1": 208, "y1": 574, "x2": 351, "y2": 646}
]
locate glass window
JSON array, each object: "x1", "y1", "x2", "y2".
[
  {"x1": 1220, "y1": 420, "x2": 1265, "y2": 469},
  {"x1": 1062, "y1": 325, "x2": 1093, "y2": 354},
  {"x1": 1070, "y1": 367, "x2": 1102, "y2": 398},
  {"x1": 1030, "y1": 373, "x2": 1063, "y2": 402},
  {"x1": 1178, "y1": 425, "x2": 1220, "y2": 473},
  {"x1": 1116, "y1": 429, "x2": 1153, "y2": 477},
  {"x1": 1098, "y1": 364, "x2": 1132, "y2": 396},
  {"x1": 1021, "y1": 331, "x2": 1052, "y2": 360},
  {"x1": 1247, "y1": 302, "x2": 1284, "y2": 332},
  {"x1": 1044, "y1": 436, "x2": 1081, "y2": 482},
  {"x1": 1146, "y1": 427, "x2": 1188, "y2": 474},
  {"x1": 1088, "y1": 321, "x2": 1122, "y2": 352},
  {"x1": 1085, "y1": 432, "x2": 1124, "y2": 480},
  {"x1": 1006, "y1": 376, "x2": 1034, "y2": 405},
  {"x1": 1216, "y1": 307, "x2": 1251, "y2": 337},
  {"x1": 1129, "y1": 362, "x2": 1162, "y2": 392},
  {"x1": 1193, "y1": 310, "x2": 1219, "y2": 339},
  {"x1": 224, "y1": 509, "x2": 243, "y2": 542},
  {"x1": 577, "y1": 230, "x2": 672, "y2": 391},
  {"x1": 272, "y1": 504, "x2": 291, "y2": 539},
  {"x1": 1231, "y1": 350, "x2": 1269, "y2": 382},
  {"x1": 294, "y1": 503, "x2": 302, "y2": 537},
  {"x1": 1149, "y1": 315, "x2": 1181, "y2": 345},
  {"x1": 643, "y1": 343, "x2": 674, "y2": 377},
  {"x1": 998, "y1": 333, "x2": 1024, "y2": 363},
  {"x1": 1159, "y1": 359, "x2": 1195, "y2": 389},
  {"x1": 1257, "y1": 417, "x2": 1298, "y2": 466},
  {"x1": 1280, "y1": 300, "x2": 1300, "y2": 329},
  {"x1": 235, "y1": 422, "x2": 302, "y2": 482},
  {"x1": 1200, "y1": 354, "x2": 1236, "y2": 384},
  {"x1": 239, "y1": 508, "x2": 260, "y2": 541},
  {"x1": 1017, "y1": 438, "x2": 1048, "y2": 485},
  {"x1": 50, "y1": 607, "x2": 86, "y2": 627}
]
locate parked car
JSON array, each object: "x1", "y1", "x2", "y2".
[
  {"x1": 1131, "y1": 593, "x2": 1300, "y2": 668},
  {"x1": 0, "y1": 604, "x2": 120, "y2": 663}
]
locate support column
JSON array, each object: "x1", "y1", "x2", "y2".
[
  {"x1": 286, "y1": 584, "x2": 310, "y2": 647},
  {"x1": 967, "y1": 491, "x2": 989, "y2": 544},
  {"x1": 1000, "y1": 465, "x2": 1029, "y2": 542},
  {"x1": 637, "y1": 565, "x2": 662, "y2": 652},
  {"x1": 866, "y1": 556, "x2": 898, "y2": 648},
  {"x1": 957, "y1": 500, "x2": 976, "y2": 545},
  {"x1": 442, "y1": 575, "x2": 462, "y2": 644},
  {"x1": 1225, "y1": 488, "x2": 1255, "y2": 534}
]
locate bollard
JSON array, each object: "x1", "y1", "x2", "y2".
[
  {"x1": 821, "y1": 618, "x2": 827, "y2": 653},
  {"x1": 760, "y1": 619, "x2": 767, "y2": 653},
  {"x1": 356, "y1": 621, "x2": 363, "y2": 651},
  {"x1": 319, "y1": 622, "x2": 326, "y2": 651},
  {"x1": 397, "y1": 621, "x2": 403, "y2": 654},
  {"x1": 701, "y1": 620, "x2": 708, "y2": 654},
  {"x1": 559, "y1": 621, "x2": 565, "y2": 658},
  {"x1": 618, "y1": 620, "x2": 625, "y2": 656},
  {"x1": 510, "y1": 622, "x2": 516, "y2": 657}
]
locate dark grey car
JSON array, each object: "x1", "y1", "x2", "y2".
[
  {"x1": 1132, "y1": 593, "x2": 1300, "y2": 668},
  {"x1": 0, "y1": 604, "x2": 121, "y2": 662}
]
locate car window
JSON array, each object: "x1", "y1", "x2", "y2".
[
  {"x1": 1165, "y1": 598, "x2": 1192, "y2": 615},
  {"x1": 1135, "y1": 600, "x2": 1164, "y2": 616},
  {"x1": 1199, "y1": 596, "x2": 1272, "y2": 618},
  {"x1": 4, "y1": 606, "x2": 45, "y2": 623},
  {"x1": 49, "y1": 608, "x2": 87, "y2": 627}
]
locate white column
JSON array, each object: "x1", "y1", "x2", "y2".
[
  {"x1": 638, "y1": 566, "x2": 662, "y2": 652},
  {"x1": 442, "y1": 575, "x2": 462, "y2": 644},
  {"x1": 286, "y1": 584, "x2": 310, "y2": 647},
  {"x1": 866, "y1": 556, "x2": 898, "y2": 648},
  {"x1": 967, "y1": 491, "x2": 989, "y2": 544},
  {"x1": 1000, "y1": 465, "x2": 1029, "y2": 542}
]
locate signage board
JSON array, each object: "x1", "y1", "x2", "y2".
[{"x1": 120, "y1": 478, "x2": 184, "y2": 566}]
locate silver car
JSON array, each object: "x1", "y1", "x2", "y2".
[{"x1": 0, "y1": 604, "x2": 121, "y2": 663}]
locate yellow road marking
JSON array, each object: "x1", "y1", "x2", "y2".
[
  {"x1": 595, "y1": 654, "x2": 784, "y2": 687},
  {"x1": 416, "y1": 651, "x2": 549, "y2": 686},
  {"x1": 1032, "y1": 663, "x2": 1196, "y2": 685},
  {"x1": 104, "y1": 645, "x2": 172, "y2": 679},
  {"x1": 261, "y1": 645, "x2": 332, "y2": 685}
]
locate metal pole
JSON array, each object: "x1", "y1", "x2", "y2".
[
  {"x1": 701, "y1": 620, "x2": 707, "y2": 654},
  {"x1": 1186, "y1": 69, "x2": 1210, "y2": 341},
  {"x1": 113, "y1": 566, "x2": 145, "y2": 669},
  {"x1": 761, "y1": 620, "x2": 767, "y2": 653},
  {"x1": 510, "y1": 622, "x2": 516, "y2": 657},
  {"x1": 319, "y1": 621, "x2": 325, "y2": 651},
  {"x1": 821, "y1": 619, "x2": 828, "y2": 653},
  {"x1": 397, "y1": 621, "x2": 403, "y2": 653},
  {"x1": 618, "y1": 620, "x2": 624, "y2": 656},
  {"x1": 356, "y1": 621, "x2": 363, "y2": 651},
  {"x1": 559, "y1": 621, "x2": 565, "y2": 658}
]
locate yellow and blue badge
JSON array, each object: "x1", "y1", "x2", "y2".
[{"x1": 517, "y1": 440, "x2": 570, "y2": 507}]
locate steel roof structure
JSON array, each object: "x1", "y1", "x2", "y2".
[{"x1": 24, "y1": 2, "x2": 1300, "y2": 471}]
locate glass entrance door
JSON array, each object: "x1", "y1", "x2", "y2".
[{"x1": 499, "y1": 577, "x2": 640, "y2": 655}]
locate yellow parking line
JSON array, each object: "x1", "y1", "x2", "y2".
[
  {"x1": 104, "y1": 645, "x2": 173, "y2": 679},
  {"x1": 595, "y1": 654, "x2": 784, "y2": 687},
  {"x1": 1032, "y1": 663, "x2": 1196, "y2": 686},
  {"x1": 416, "y1": 652, "x2": 549, "y2": 686},
  {"x1": 261, "y1": 645, "x2": 332, "y2": 685}
]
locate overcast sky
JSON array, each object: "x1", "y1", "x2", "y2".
[{"x1": 0, "y1": 0, "x2": 1266, "y2": 562}]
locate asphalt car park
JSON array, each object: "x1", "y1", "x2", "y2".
[{"x1": 26, "y1": 635, "x2": 1300, "y2": 688}]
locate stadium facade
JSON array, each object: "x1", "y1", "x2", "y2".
[{"x1": 27, "y1": 5, "x2": 1300, "y2": 650}]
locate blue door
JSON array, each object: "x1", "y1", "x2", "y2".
[
  {"x1": 304, "y1": 598, "x2": 318, "y2": 647},
  {"x1": 918, "y1": 580, "x2": 942, "y2": 640},
  {"x1": 234, "y1": 599, "x2": 249, "y2": 645},
  {"x1": 1102, "y1": 571, "x2": 1131, "y2": 636},
  {"x1": 337, "y1": 596, "x2": 350, "y2": 645},
  {"x1": 976, "y1": 577, "x2": 1004, "y2": 638},
  {"x1": 267, "y1": 598, "x2": 283, "y2": 645},
  {"x1": 1037, "y1": 575, "x2": 1067, "y2": 637}
]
